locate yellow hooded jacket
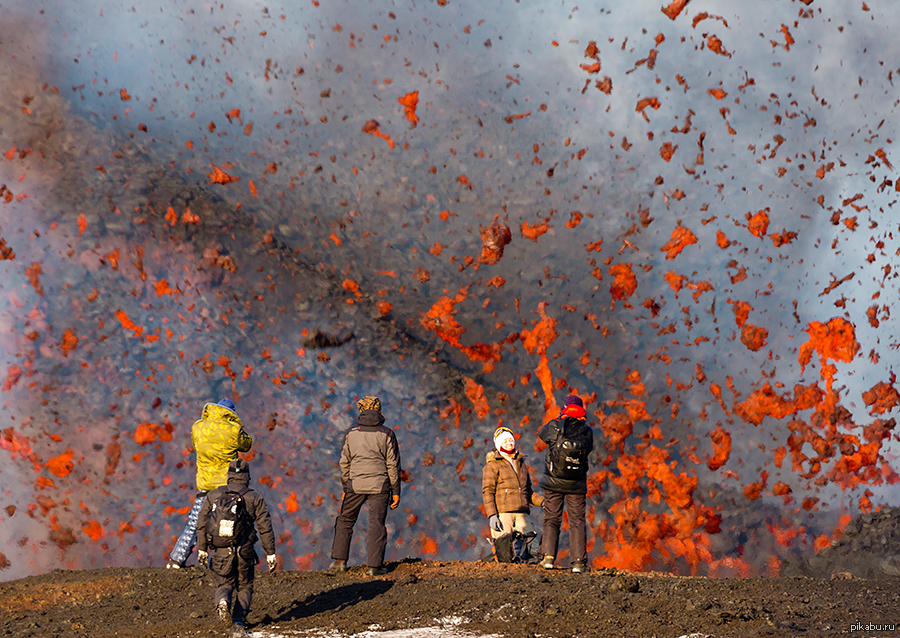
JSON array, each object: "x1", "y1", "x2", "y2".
[{"x1": 191, "y1": 403, "x2": 253, "y2": 492}]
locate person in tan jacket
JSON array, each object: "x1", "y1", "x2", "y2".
[
  {"x1": 329, "y1": 396, "x2": 401, "y2": 576},
  {"x1": 482, "y1": 426, "x2": 544, "y2": 562}
]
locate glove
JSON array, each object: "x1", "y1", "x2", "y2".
[
  {"x1": 390, "y1": 495, "x2": 400, "y2": 510},
  {"x1": 489, "y1": 514, "x2": 503, "y2": 532},
  {"x1": 267, "y1": 554, "x2": 278, "y2": 572},
  {"x1": 197, "y1": 550, "x2": 208, "y2": 567}
]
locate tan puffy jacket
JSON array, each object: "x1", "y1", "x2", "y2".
[{"x1": 482, "y1": 450, "x2": 544, "y2": 518}]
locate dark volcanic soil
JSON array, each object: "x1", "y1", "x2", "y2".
[{"x1": 2, "y1": 559, "x2": 898, "y2": 638}]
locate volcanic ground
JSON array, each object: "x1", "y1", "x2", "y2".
[{"x1": 2, "y1": 555, "x2": 899, "y2": 638}]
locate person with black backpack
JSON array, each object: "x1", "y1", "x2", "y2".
[
  {"x1": 196, "y1": 459, "x2": 277, "y2": 638},
  {"x1": 537, "y1": 394, "x2": 594, "y2": 573}
]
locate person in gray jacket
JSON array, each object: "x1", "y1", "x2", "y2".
[{"x1": 330, "y1": 396, "x2": 401, "y2": 576}]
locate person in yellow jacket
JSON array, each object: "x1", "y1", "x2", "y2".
[{"x1": 167, "y1": 398, "x2": 253, "y2": 568}]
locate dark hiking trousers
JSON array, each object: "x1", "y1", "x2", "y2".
[
  {"x1": 540, "y1": 489, "x2": 587, "y2": 564},
  {"x1": 210, "y1": 544, "x2": 257, "y2": 624},
  {"x1": 331, "y1": 491, "x2": 390, "y2": 568}
]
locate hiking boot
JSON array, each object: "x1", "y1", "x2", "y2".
[
  {"x1": 540, "y1": 555, "x2": 555, "y2": 569},
  {"x1": 571, "y1": 560, "x2": 588, "y2": 573},
  {"x1": 367, "y1": 566, "x2": 388, "y2": 576},
  {"x1": 329, "y1": 559, "x2": 348, "y2": 573},
  {"x1": 216, "y1": 599, "x2": 231, "y2": 623},
  {"x1": 232, "y1": 622, "x2": 249, "y2": 638}
]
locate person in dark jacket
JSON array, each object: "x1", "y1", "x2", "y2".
[
  {"x1": 482, "y1": 426, "x2": 544, "y2": 561},
  {"x1": 537, "y1": 394, "x2": 594, "y2": 572},
  {"x1": 196, "y1": 459, "x2": 276, "y2": 638},
  {"x1": 330, "y1": 396, "x2": 401, "y2": 576}
]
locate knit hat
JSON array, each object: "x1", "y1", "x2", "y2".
[
  {"x1": 493, "y1": 426, "x2": 516, "y2": 453},
  {"x1": 564, "y1": 394, "x2": 583, "y2": 407},
  {"x1": 217, "y1": 398, "x2": 236, "y2": 411},
  {"x1": 228, "y1": 459, "x2": 250, "y2": 478},
  {"x1": 357, "y1": 396, "x2": 382, "y2": 413}
]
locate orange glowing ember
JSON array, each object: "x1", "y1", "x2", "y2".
[
  {"x1": 521, "y1": 219, "x2": 550, "y2": 241},
  {"x1": 660, "y1": 224, "x2": 698, "y2": 260},
  {"x1": 478, "y1": 216, "x2": 512, "y2": 266},
  {"x1": 397, "y1": 91, "x2": 419, "y2": 125},
  {"x1": 208, "y1": 165, "x2": 240, "y2": 185},
  {"x1": 419, "y1": 287, "x2": 506, "y2": 371},
  {"x1": 342, "y1": 279, "x2": 362, "y2": 297},
  {"x1": 661, "y1": 0, "x2": 691, "y2": 20},
  {"x1": 362, "y1": 119, "x2": 396, "y2": 148},
  {"x1": 609, "y1": 263, "x2": 637, "y2": 303},
  {"x1": 635, "y1": 97, "x2": 660, "y2": 121},
  {"x1": 731, "y1": 300, "x2": 752, "y2": 327},
  {"x1": 133, "y1": 421, "x2": 174, "y2": 446},
  {"x1": 60, "y1": 329, "x2": 78, "y2": 357},
  {"x1": 521, "y1": 302, "x2": 559, "y2": 418},
  {"x1": 154, "y1": 279, "x2": 178, "y2": 296},
  {"x1": 47, "y1": 449, "x2": 75, "y2": 478},
  {"x1": 706, "y1": 35, "x2": 731, "y2": 57},
  {"x1": 746, "y1": 208, "x2": 770, "y2": 238},
  {"x1": 799, "y1": 318, "x2": 860, "y2": 370},
  {"x1": 464, "y1": 377, "x2": 490, "y2": 420},
  {"x1": 707, "y1": 424, "x2": 731, "y2": 470},
  {"x1": 740, "y1": 323, "x2": 768, "y2": 352},
  {"x1": 83, "y1": 520, "x2": 104, "y2": 541},
  {"x1": 862, "y1": 380, "x2": 900, "y2": 415},
  {"x1": 115, "y1": 309, "x2": 144, "y2": 337}
]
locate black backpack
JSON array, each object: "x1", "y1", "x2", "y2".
[
  {"x1": 207, "y1": 486, "x2": 252, "y2": 548},
  {"x1": 493, "y1": 531, "x2": 536, "y2": 564},
  {"x1": 547, "y1": 419, "x2": 591, "y2": 481}
]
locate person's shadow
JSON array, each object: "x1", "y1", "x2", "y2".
[{"x1": 271, "y1": 579, "x2": 393, "y2": 623}]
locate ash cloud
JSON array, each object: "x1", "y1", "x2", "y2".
[{"x1": 1, "y1": 0, "x2": 899, "y2": 580}]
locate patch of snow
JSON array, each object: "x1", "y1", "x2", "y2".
[{"x1": 240, "y1": 617, "x2": 502, "y2": 638}]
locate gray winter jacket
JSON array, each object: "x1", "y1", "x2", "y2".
[{"x1": 340, "y1": 410, "x2": 402, "y2": 497}]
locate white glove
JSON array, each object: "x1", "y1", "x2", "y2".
[
  {"x1": 267, "y1": 554, "x2": 278, "y2": 572},
  {"x1": 489, "y1": 514, "x2": 503, "y2": 532},
  {"x1": 197, "y1": 550, "x2": 208, "y2": 567}
]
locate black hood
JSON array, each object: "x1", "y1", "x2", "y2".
[
  {"x1": 226, "y1": 472, "x2": 251, "y2": 487},
  {"x1": 358, "y1": 409, "x2": 386, "y2": 427},
  {"x1": 561, "y1": 415, "x2": 588, "y2": 436}
]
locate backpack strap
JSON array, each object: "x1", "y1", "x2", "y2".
[
  {"x1": 224, "y1": 486, "x2": 252, "y2": 546},
  {"x1": 231, "y1": 486, "x2": 251, "y2": 515},
  {"x1": 550, "y1": 419, "x2": 563, "y2": 448}
]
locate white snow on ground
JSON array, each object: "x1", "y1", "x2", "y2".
[
  {"x1": 240, "y1": 616, "x2": 501, "y2": 638},
  {"x1": 235, "y1": 623, "x2": 722, "y2": 638}
]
